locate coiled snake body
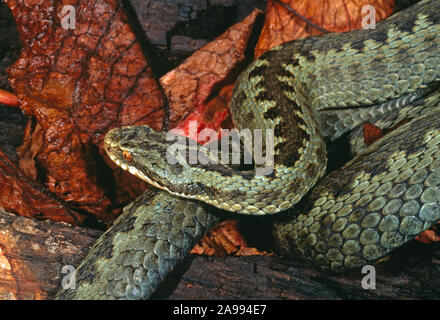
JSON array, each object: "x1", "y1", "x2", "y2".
[{"x1": 57, "y1": 0, "x2": 440, "y2": 299}]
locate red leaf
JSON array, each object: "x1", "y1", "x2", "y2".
[{"x1": 363, "y1": 122, "x2": 384, "y2": 146}]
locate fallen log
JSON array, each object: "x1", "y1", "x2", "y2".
[
  {"x1": 163, "y1": 244, "x2": 440, "y2": 300},
  {"x1": 0, "y1": 209, "x2": 101, "y2": 299}
]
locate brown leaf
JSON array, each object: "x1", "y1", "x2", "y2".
[
  {"x1": 363, "y1": 119, "x2": 409, "y2": 146},
  {"x1": 0, "y1": 148, "x2": 83, "y2": 225},
  {"x1": 17, "y1": 119, "x2": 44, "y2": 181},
  {"x1": 191, "y1": 220, "x2": 269, "y2": 256},
  {"x1": 416, "y1": 224, "x2": 440, "y2": 244},
  {"x1": 160, "y1": 9, "x2": 262, "y2": 129},
  {"x1": 6, "y1": 0, "x2": 167, "y2": 222},
  {"x1": 363, "y1": 122, "x2": 384, "y2": 147},
  {"x1": 255, "y1": 0, "x2": 395, "y2": 57}
]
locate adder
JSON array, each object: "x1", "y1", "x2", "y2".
[{"x1": 56, "y1": 0, "x2": 440, "y2": 299}]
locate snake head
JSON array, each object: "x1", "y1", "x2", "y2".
[
  {"x1": 104, "y1": 125, "x2": 220, "y2": 199},
  {"x1": 104, "y1": 125, "x2": 171, "y2": 190}
]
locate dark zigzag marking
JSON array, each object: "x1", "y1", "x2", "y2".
[
  {"x1": 254, "y1": 90, "x2": 272, "y2": 102},
  {"x1": 263, "y1": 105, "x2": 279, "y2": 120},
  {"x1": 276, "y1": 83, "x2": 309, "y2": 165},
  {"x1": 278, "y1": 81, "x2": 295, "y2": 93},
  {"x1": 253, "y1": 50, "x2": 310, "y2": 167},
  {"x1": 248, "y1": 64, "x2": 267, "y2": 80}
]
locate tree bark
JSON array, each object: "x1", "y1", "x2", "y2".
[
  {"x1": 0, "y1": 209, "x2": 101, "y2": 299},
  {"x1": 163, "y1": 244, "x2": 440, "y2": 300},
  {"x1": 0, "y1": 208, "x2": 439, "y2": 300}
]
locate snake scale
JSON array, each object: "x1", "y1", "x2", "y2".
[{"x1": 56, "y1": 0, "x2": 440, "y2": 299}]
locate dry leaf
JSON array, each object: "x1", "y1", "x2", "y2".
[
  {"x1": 416, "y1": 228, "x2": 440, "y2": 244},
  {"x1": 160, "y1": 9, "x2": 262, "y2": 129},
  {"x1": 363, "y1": 123, "x2": 384, "y2": 147},
  {"x1": 191, "y1": 220, "x2": 268, "y2": 256},
  {"x1": 255, "y1": 0, "x2": 395, "y2": 57},
  {"x1": 175, "y1": 84, "x2": 234, "y2": 142},
  {"x1": 0, "y1": 148, "x2": 84, "y2": 224},
  {"x1": 363, "y1": 119, "x2": 409, "y2": 146},
  {"x1": 6, "y1": 0, "x2": 167, "y2": 222}
]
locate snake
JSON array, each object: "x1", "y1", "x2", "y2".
[{"x1": 56, "y1": 0, "x2": 440, "y2": 299}]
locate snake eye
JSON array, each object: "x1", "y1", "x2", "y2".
[{"x1": 122, "y1": 150, "x2": 133, "y2": 162}]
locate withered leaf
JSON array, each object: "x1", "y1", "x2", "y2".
[
  {"x1": 255, "y1": 0, "x2": 395, "y2": 57},
  {"x1": 416, "y1": 227, "x2": 440, "y2": 244},
  {"x1": 176, "y1": 84, "x2": 234, "y2": 142},
  {"x1": 6, "y1": 0, "x2": 167, "y2": 222},
  {"x1": 363, "y1": 122, "x2": 384, "y2": 147},
  {"x1": 191, "y1": 220, "x2": 269, "y2": 257},
  {"x1": 363, "y1": 119, "x2": 409, "y2": 146},
  {"x1": 0, "y1": 148, "x2": 83, "y2": 225},
  {"x1": 160, "y1": 9, "x2": 262, "y2": 129}
]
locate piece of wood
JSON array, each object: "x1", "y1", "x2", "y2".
[
  {"x1": 0, "y1": 209, "x2": 102, "y2": 299},
  {"x1": 1, "y1": 207, "x2": 439, "y2": 300},
  {"x1": 163, "y1": 243, "x2": 440, "y2": 299}
]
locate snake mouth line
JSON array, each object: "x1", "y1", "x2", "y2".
[
  {"x1": 104, "y1": 143, "x2": 164, "y2": 189},
  {"x1": 104, "y1": 139, "x2": 199, "y2": 202}
]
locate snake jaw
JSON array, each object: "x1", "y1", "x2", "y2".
[
  {"x1": 104, "y1": 127, "x2": 143, "y2": 177},
  {"x1": 104, "y1": 126, "x2": 193, "y2": 198}
]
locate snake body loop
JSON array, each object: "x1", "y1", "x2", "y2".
[
  {"x1": 103, "y1": 0, "x2": 439, "y2": 216},
  {"x1": 56, "y1": 0, "x2": 440, "y2": 299}
]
